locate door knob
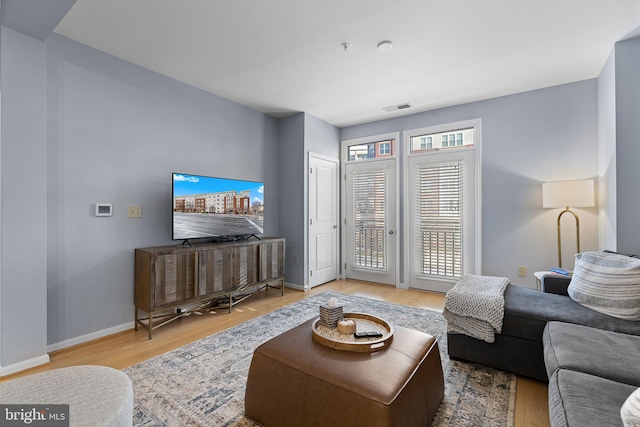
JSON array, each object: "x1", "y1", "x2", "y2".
[{"x1": 389, "y1": 230, "x2": 394, "y2": 235}]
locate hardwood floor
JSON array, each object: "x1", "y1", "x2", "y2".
[{"x1": 1, "y1": 279, "x2": 549, "y2": 426}]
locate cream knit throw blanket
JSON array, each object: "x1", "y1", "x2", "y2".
[{"x1": 443, "y1": 274, "x2": 510, "y2": 343}]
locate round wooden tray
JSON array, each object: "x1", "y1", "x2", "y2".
[{"x1": 312, "y1": 312, "x2": 394, "y2": 352}]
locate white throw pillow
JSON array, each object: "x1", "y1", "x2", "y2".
[
  {"x1": 621, "y1": 387, "x2": 640, "y2": 427},
  {"x1": 568, "y1": 251, "x2": 640, "y2": 321}
]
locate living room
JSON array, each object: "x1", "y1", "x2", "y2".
[{"x1": 1, "y1": 1, "x2": 640, "y2": 425}]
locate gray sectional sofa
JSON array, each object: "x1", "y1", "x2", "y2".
[
  {"x1": 448, "y1": 275, "x2": 640, "y2": 381},
  {"x1": 447, "y1": 274, "x2": 640, "y2": 426},
  {"x1": 543, "y1": 321, "x2": 640, "y2": 426}
]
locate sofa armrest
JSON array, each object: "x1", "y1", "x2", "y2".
[{"x1": 541, "y1": 275, "x2": 572, "y2": 296}]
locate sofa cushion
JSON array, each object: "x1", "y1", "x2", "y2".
[
  {"x1": 568, "y1": 251, "x2": 640, "y2": 320},
  {"x1": 621, "y1": 387, "x2": 640, "y2": 427},
  {"x1": 541, "y1": 275, "x2": 572, "y2": 296},
  {"x1": 543, "y1": 321, "x2": 640, "y2": 386},
  {"x1": 502, "y1": 285, "x2": 640, "y2": 343},
  {"x1": 548, "y1": 369, "x2": 636, "y2": 427}
]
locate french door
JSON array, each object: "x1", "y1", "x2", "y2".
[
  {"x1": 344, "y1": 159, "x2": 396, "y2": 285},
  {"x1": 405, "y1": 120, "x2": 480, "y2": 293}
]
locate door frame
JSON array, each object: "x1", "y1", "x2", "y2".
[
  {"x1": 340, "y1": 133, "x2": 400, "y2": 287},
  {"x1": 402, "y1": 119, "x2": 483, "y2": 292},
  {"x1": 307, "y1": 152, "x2": 340, "y2": 289}
]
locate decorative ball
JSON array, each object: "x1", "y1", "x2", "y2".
[{"x1": 337, "y1": 319, "x2": 357, "y2": 334}]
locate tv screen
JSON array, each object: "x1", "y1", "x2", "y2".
[{"x1": 172, "y1": 173, "x2": 264, "y2": 241}]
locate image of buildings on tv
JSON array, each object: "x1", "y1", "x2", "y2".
[{"x1": 173, "y1": 174, "x2": 264, "y2": 238}]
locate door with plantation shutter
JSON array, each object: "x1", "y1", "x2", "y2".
[
  {"x1": 407, "y1": 149, "x2": 477, "y2": 292},
  {"x1": 345, "y1": 159, "x2": 396, "y2": 285}
]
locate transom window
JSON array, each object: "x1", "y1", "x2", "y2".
[
  {"x1": 419, "y1": 137, "x2": 433, "y2": 150},
  {"x1": 347, "y1": 139, "x2": 395, "y2": 161},
  {"x1": 410, "y1": 129, "x2": 473, "y2": 153}
]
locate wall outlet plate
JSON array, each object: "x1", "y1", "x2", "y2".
[{"x1": 518, "y1": 265, "x2": 527, "y2": 277}]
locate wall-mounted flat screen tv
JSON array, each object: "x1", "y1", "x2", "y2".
[{"x1": 172, "y1": 173, "x2": 264, "y2": 241}]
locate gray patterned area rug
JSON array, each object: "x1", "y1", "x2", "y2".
[{"x1": 125, "y1": 291, "x2": 516, "y2": 426}]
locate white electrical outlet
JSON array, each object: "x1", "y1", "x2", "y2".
[
  {"x1": 518, "y1": 265, "x2": 527, "y2": 277},
  {"x1": 128, "y1": 205, "x2": 142, "y2": 218}
]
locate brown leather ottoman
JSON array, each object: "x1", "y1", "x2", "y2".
[{"x1": 245, "y1": 317, "x2": 444, "y2": 427}]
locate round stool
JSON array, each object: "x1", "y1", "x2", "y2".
[{"x1": 0, "y1": 365, "x2": 133, "y2": 426}]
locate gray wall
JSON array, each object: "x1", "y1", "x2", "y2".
[
  {"x1": 598, "y1": 49, "x2": 617, "y2": 251},
  {"x1": 614, "y1": 36, "x2": 640, "y2": 255},
  {"x1": 341, "y1": 80, "x2": 599, "y2": 288},
  {"x1": 45, "y1": 34, "x2": 280, "y2": 346},
  {"x1": 277, "y1": 112, "x2": 340, "y2": 289},
  {"x1": 278, "y1": 113, "x2": 306, "y2": 286},
  {"x1": 0, "y1": 26, "x2": 48, "y2": 367},
  {"x1": 305, "y1": 113, "x2": 340, "y2": 159}
]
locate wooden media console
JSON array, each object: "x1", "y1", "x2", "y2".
[{"x1": 134, "y1": 237, "x2": 285, "y2": 338}]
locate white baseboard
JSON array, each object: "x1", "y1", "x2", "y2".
[
  {"x1": 49, "y1": 283, "x2": 299, "y2": 353},
  {"x1": 47, "y1": 321, "x2": 134, "y2": 353},
  {"x1": 0, "y1": 354, "x2": 50, "y2": 378},
  {"x1": 9, "y1": 281, "x2": 308, "y2": 376},
  {"x1": 285, "y1": 281, "x2": 305, "y2": 291}
]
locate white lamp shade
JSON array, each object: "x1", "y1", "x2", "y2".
[{"x1": 542, "y1": 179, "x2": 595, "y2": 208}]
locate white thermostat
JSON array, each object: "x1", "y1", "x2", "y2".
[{"x1": 95, "y1": 203, "x2": 113, "y2": 217}]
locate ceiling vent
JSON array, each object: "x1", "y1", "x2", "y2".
[{"x1": 382, "y1": 102, "x2": 411, "y2": 112}]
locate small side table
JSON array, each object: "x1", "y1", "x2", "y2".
[{"x1": 534, "y1": 271, "x2": 554, "y2": 291}]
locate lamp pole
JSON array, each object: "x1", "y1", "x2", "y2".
[{"x1": 556, "y1": 206, "x2": 580, "y2": 268}]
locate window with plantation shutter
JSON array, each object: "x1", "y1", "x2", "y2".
[
  {"x1": 351, "y1": 169, "x2": 387, "y2": 270},
  {"x1": 416, "y1": 162, "x2": 463, "y2": 278}
]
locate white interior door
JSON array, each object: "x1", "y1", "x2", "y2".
[
  {"x1": 344, "y1": 159, "x2": 396, "y2": 285},
  {"x1": 308, "y1": 153, "x2": 339, "y2": 288}
]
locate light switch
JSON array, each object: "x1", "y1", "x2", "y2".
[{"x1": 128, "y1": 205, "x2": 142, "y2": 218}]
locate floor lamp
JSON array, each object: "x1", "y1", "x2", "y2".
[{"x1": 542, "y1": 179, "x2": 595, "y2": 268}]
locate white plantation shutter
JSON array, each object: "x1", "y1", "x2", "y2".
[
  {"x1": 416, "y1": 162, "x2": 463, "y2": 278},
  {"x1": 351, "y1": 169, "x2": 387, "y2": 270}
]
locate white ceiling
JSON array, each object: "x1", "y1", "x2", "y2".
[{"x1": 54, "y1": 0, "x2": 640, "y2": 128}]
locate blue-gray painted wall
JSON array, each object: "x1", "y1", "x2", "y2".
[
  {"x1": 597, "y1": 49, "x2": 617, "y2": 251},
  {"x1": 614, "y1": 36, "x2": 640, "y2": 255},
  {"x1": 44, "y1": 34, "x2": 281, "y2": 345},
  {"x1": 277, "y1": 113, "x2": 340, "y2": 289},
  {"x1": 278, "y1": 113, "x2": 306, "y2": 286},
  {"x1": 341, "y1": 80, "x2": 600, "y2": 287},
  {"x1": 0, "y1": 25, "x2": 48, "y2": 367}
]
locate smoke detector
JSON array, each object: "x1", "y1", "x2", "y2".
[{"x1": 377, "y1": 41, "x2": 394, "y2": 52}]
